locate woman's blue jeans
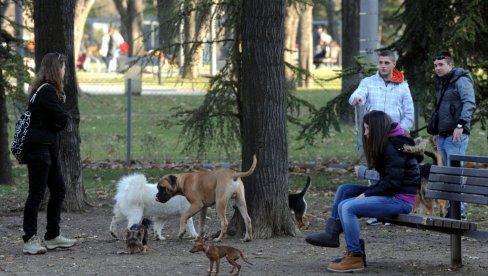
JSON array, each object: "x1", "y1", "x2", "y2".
[{"x1": 331, "y1": 184, "x2": 413, "y2": 254}]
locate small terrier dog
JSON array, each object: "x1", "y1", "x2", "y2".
[
  {"x1": 126, "y1": 218, "x2": 151, "y2": 254},
  {"x1": 190, "y1": 237, "x2": 252, "y2": 276},
  {"x1": 288, "y1": 176, "x2": 311, "y2": 228}
]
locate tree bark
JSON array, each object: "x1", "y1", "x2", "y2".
[
  {"x1": 340, "y1": 0, "x2": 360, "y2": 122},
  {"x1": 74, "y1": 0, "x2": 95, "y2": 60},
  {"x1": 236, "y1": 0, "x2": 296, "y2": 239},
  {"x1": 181, "y1": 0, "x2": 211, "y2": 80},
  {"x1": 298, "y1": 3, "x2": 313, "y2": 87},
  {"x1": 113, "y1": 0, "x2": 145, "y2": 57},
  {"x1": 34, "y1": 0, "x2": 87, "y2": 211},
  {"x1": 325, "y1": 0, "x2": 338, "y2": 41},
  {"x1": 0, "y1": 68, "x2": 12, "y2": 185},
  {"x1": 284, "y1": 4, "x2": 299, "y2": 90}
]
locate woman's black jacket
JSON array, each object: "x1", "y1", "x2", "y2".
[
  {"x1": 363, "y1": 136, "x2": 423, "y2": 197},
  {"x1": 25, "y1": 84, "x2": 69, "y2": 145}
]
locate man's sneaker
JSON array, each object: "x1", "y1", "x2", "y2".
[
  {"x1": 23, "y1": 235, "x2": 47, "y2": 255},
  {"x1": 44, "y1": 235, "x2": 77, "y2": 250},
  {"x1": 366, "y1": 218, "x2": 382, "y2": 226}
]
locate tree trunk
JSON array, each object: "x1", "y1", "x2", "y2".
[
  {"x1": 157, "y1": 0, "x2": 178, "y2": 51},
  {"x1": 340, "y1": 0, "x2": 360, "y2": 122},
  {"x1": 235, "y1": 0, "x2": 296, "y2": 239},
  {"x1": 74, "y1": 0, "x2": 95, "y2": 60},
  {"x1": 34, "y1": 0, "x2": 87, "y2": 211},
  {"x1": 298, "y1": 3, "x2": 313, "y2": 88},
  {"x1": 284, "y1": 4, "x2": 299, "y2": 90},
  {"x1": 181, "y1": 0, "x2": 211, "y2": 80},
  {"x1": 325, "y1": 0, "x2": 338, "y2": 41},
  {"x1": 113, "y1": 0, "x2": 145, "y2": 57},
  {"x1": 0, "y1": 68, "x2": 13, "y2": 185}
]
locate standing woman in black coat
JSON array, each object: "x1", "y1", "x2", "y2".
[{"x1": 22, "y1": 53, "x2": 77, "y2": 255}]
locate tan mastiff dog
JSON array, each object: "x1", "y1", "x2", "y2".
[{"x1": 156, "y1": 155, "x2": 257, "y2": 242}]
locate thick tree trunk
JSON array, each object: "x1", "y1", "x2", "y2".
[
  {"x1": 284, "y1": 5, "x2": 299, "y2": 90},
  {"x1": 340, "y1": 0, "x2": 361, "y2": 122},
  {"x1": 74, "y1": 0, "x2": 95, "y2": 60},
  {"x1": 235, "y1": 0, "x2": 296, "y2": 239},
  {"x1": 298, "y1": 3, "x2": 313, "y2": 87},
  {"x1": 0, "y1": 69, "x2": 13, "y2": 185},
  {"x1": 34, "y1": 0, "x2": 87, "y2": 211},
  {"x1": 113, "y1": 0, "x2": 145, "y2": 57}
]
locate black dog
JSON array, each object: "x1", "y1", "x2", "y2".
[
  {"x1": 126, "y1": 218, "x2": 151, "y2": 254},
  {"x1": 289, "y1": 176, "x2": 311, "y2": 228}
]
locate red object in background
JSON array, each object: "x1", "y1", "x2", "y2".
[{"x1": 119, "y1": 42, "x2": 129, "y2": 55}]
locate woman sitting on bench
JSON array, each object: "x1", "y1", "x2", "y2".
[{"x1": 305, "y1": 110, "x2": 423, "y2": 272}]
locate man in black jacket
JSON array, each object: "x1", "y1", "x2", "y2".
[{"x1": 431, "y1": 51, "x2": 476, "y2": 218}]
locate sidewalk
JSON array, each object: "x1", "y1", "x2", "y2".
[{"x1": 79, "y1": 83, "x2": 206, "y2": 96}]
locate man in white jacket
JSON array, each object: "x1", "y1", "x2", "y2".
[{"x1": 349, "y1": 50, "x2": 414, "y2": 133}]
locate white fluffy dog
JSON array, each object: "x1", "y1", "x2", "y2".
[{"x1": 109, "y1": 174, "x2": 198, "y2": 240}]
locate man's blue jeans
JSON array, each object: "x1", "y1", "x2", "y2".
[
  {"x1": 437, "y1": 134, "x2": 469, "y2": 214},
  {"x1": 331, "y1": 184, "x2": 413, "y2": 254}
]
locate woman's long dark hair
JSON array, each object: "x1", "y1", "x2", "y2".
[
  {"x1": 362, "y1": 111, "x2": 393, "y2": 168},
  {"x1": 30, "y1": 53, "x2": 66, "y2": 100}
]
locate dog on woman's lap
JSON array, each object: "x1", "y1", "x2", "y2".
[{"x1": 110, "y1": 174, "x2": 198, "y2": 240}]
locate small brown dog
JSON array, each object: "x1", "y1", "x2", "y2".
[
  {"x1": 156, "y1": 155, "x2": 257, "y2": 242},
  {"x1": 190, "y1": 237, "x2": 252, "y2": 276},
  {"x1": 126, "y1": 218, "x2": 151, "y2": 254},
  {"x1": 413, "y1": 150, "x2": 447, "y2": 217}
]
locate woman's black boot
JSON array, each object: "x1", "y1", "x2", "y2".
[{"x1": 305, "y1": 218, "x2": 342, "y2": 248}]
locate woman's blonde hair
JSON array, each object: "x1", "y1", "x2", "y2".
[{"x1": 30, "y1": 53, "x2": 66, "y2": 100}]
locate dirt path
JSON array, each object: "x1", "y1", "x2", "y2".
[{"x1": 1, "y1": 193, "x2": 487, "y2": 275}]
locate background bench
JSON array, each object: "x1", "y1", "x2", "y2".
[{"x1": 379, "y1": 154, "x2": 488, "y2": 268}]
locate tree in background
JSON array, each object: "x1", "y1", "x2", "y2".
[
  {"x1": 0, "y1": 1, "x2": 32, "y2": 185},
  {"x1": 393, "y1": 0, "x2": 488, "y2": 132},
  {"x1": 34, "y1": 0, "x2": 87, "y2": 210},
  {"x1": 181, "y1": 0, "x2": 212, "y2": 79},
  {"x1": 74, "y1": 0, "x2": 96, "y2": 60},
  {"x1": 113, "y1": 0, "x2": 145, "y2": 57}
]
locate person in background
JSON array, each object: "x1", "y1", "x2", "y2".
[
  {"x1": 99, "y1": 28, "x2": 115, "y2": 72},
  {"x1": 21, "y1": 53, "x2": 77, "y2": 255},
  {"x1": 305, "y1": 111, "x2": 423, "y2": 272},
  {"x1": 430, "y1": 51, "x2": 476, "y2": 219}
]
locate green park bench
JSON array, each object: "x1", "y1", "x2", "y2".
[{"x1": 379, "y1": 154, "x2": 488, "y2": 268}]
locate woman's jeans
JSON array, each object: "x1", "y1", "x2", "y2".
[
  {"x1": 331, "y1": 184, "x2": 413, "y2": 254},
  {"x1": 22, "y1": 143, "x2": 66, "y2": 242}
]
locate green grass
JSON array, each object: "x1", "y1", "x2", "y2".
[{"x1": 5, "y1": 68, "x2": 488, "y2": 194}]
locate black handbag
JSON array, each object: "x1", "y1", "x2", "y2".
[{"x1": 426, "y1": 111, "x2": 439, "y2": 135}]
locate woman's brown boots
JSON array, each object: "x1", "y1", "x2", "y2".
[{"x1": 327, "y1": 250, "x2": 365, "y2": 272}]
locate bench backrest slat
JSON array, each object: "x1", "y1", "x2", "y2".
[
  {"x1": 428, "y1": 182, "x2": 488, "y2": 195},
  {"x1": 429, "y1": 165, "x2": 488, "y2": 178},
  {"x1": 425, "y1": 189, "x2": 488, "y2": 204},
  {"x1": 449, "y1": 154, "x2": 488, "y2": 164},
  {"x1": 429, "y1": 174, "x2": 488, "y2": 188}
]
